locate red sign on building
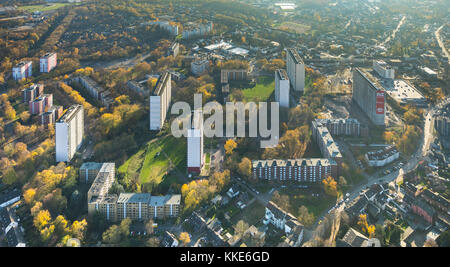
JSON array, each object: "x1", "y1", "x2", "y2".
[{"x1": 376, "y1": 90, "x2": 384, "y2": 114}]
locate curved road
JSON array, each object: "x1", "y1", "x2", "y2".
[{"x1": 435, "y1": 24, "x2": 450, "y2": 62}]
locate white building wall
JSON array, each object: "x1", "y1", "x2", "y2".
[
  {"x1": 55, "y1": 106, "x2": 84, "y2": 162},
  {"x1": 149, "y1": 96, "x2": 162, "y2": 130},
  {"x1": 187, "y1": 129, "x2": 202, "y2": 168},
  {"x1": 275, "y1": 75, "x2": 290, "y2": 108},
  {"x1": 286, "y1": 50, "x2": 305, "y2": 92},
  {"x1": 56, "y1": 122, "x2": 69, "y2": 162}
]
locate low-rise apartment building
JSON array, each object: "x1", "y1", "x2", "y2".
[
  {"x1": 263, "y1": 201, "x2": 304, "y2": 247},
  {"x1": 311, "y1": 120, "x2": 343, "y2": 163},
  {"x1": 73, "y1": 76, "x2": 114, "y2": 108},
  {"x1": 191, "y1": 59, "x2": 209, "y2": 76},
  {"x1": 365, "y1": 145, "x2": 399, "y2": 167},
  {"x1": 252, "y1": 158, "x2": 338, "y2": 182},
  {"x1": 86, "y1": 162, "x2": 181, "y2": 221},
  {"x1": 313, "y1": 118, "x2": 361, "y2": 136}
]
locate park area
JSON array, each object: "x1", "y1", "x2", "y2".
[
  {"x1": 18, "y1": 3, "x2": 74, "y2": 13},
  {"x1": 230, "y1": 76, "x2": 275, "y2": 102},
  {"x1": 274, "y1": 21, "x2": 311, "y2": 34},
  {"x1": 118, "y1": 135, "x2": 186, "y2": 193}
]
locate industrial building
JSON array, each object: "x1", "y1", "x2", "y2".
[
  {"x1": 149, "y1": 71, "x2": 172, "y2": 131},
  {"x1": 275, "y1": 69, "x2": 290, "y2": 108},
  {"x1": 382, "y1": 79, "x2": 426, "y2": 107},
  {"x1": 187, "y1": 110, "x2": 204, "y2": 174},
  {"x1": 252, "y1": 158, "x2": 338, "y2": 182},
  {"x1": 286, "y1": 48, "x2": 305, "y2": 92},
  {"x1": 55, "y1": 104, "x2": 84, "y2": 162},
  {"x1": 352, "y1": 68, "x2": 386, "y2": 126},
  {"x1": 12, "y1": 61, "x2": 32, "y2": 81},
  {"x1": 40, "y1": 52, "x2": 57, "y2": 73}
]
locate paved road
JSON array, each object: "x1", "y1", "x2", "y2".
[
  {"x1": 380, "y1": 15, "x2": 406, "y2": 47},
  {"x1": 309, "y1": 97, "x2": 450, "y2": 233},
  {"x1": 435, "y1": 24, "x2": 450, "y2": 62}
]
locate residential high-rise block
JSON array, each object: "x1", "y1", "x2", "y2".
[
  {"x1": 187, "y1": 110, "x2": 204, "y2": 174},
  {"x1": 286, "y1": 48, "x2": 305, "y2": 92},
  {"x1": 29, "y1": 94, "x2": 53, "y2": 115},
  {"x1": 275, "y1": 69, "x2": 290, "y2": 108},
  {"x1": 149, "y1": 71, "x2": 172, "y2": 130},
  {"x1": 40, "y1": 53, "x2": 57, "y2": 73},
  {"x1": 352, "y1": 68, "x2": 386, "y2": 126},
  {"x1": 12, "y1": 61, "x2": 32, "y2": 81},
  {"x1": 41, "y1": 105, "x2": 63, "y2": 126},
  {"x1": 22, "y1": 83, "x2": 43, "y2": 103},
  {"x1": 56, "y1": 105, "x2": 84, "y2": 162}
]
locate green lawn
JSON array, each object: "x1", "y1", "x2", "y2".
[
  {"x1": 118, "y1": 135, "x2": 186, "y2": 192},
  {"x1": 18, "y1": 3, "x2": 73, "y2": 13},
  {"x1": 232, "y1": 76, "x2": 275, "y2": 102},
  {"x1": 230, "y1": 201, "x2": 265, "y2": 226}
]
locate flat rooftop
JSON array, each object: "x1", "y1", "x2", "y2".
[
  {"x1": 382, "y1": 79, "x2": 425, "y2": 103},
  {"x1": 42, "y1": 52, "x2": 56, "y2": 58},
  {"x1": 57, "y1": 104, "x2": 83, "y2": 123},
  {"x1": 355, "y1": 68, "x2": 384, "y2": 92},
  {"x1": 287, "y1": 48, "x2": 304, "y2": 65},
  {"x1": 253, "y1": 158, "x2": 337, "y2": 168},
  {"x1": 153, "y1": 71, "x2": 170, "y2": 96},
  {"x1": 276, "y1": 69, "x2": 289, "y2": 80}
]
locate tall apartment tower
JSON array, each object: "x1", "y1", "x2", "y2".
[
  {"x1": 352, "y1": 68, "x2": 385, "y2": 126},
  {"x1": 22, "y1": 83, "x2": 44, "y2": 103},
  {"x1": 187, "y1": 110, "x2": 204, "y2": 174},
  {"x1": 40, "y1": 53, "x2": 57, "y2": 73},
  {"x1": 275, "y1": 69, "x2": 290, "y2": 108},
  {"x1": 56, "y1": 105, "x2": 84, "y2": 162},
  {"x1": 286, "y1": 48, "x2": 305, "y2": 92},
  {"x1": 12, "y1": 61, "x2": 32, "y2": 81},
  {"x1": 149, "y1": 72, "x2": 172, "y2": 130}
]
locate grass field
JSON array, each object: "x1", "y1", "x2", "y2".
[
  {"x1": 18, "y1": 3, "x2": 72, "y2": 13},
  {"x1": 118, "y1": 135, "x2": 186, "y2": 192},
  {"x1": 230, "y1": 201, "x2": 265, "y2": 226},
  {"x1": 274, "y1": 21, "x2": 311, "y2": 34},
  {"x1": 240, "y1": 76, "x2": 275, "y2": 102}
]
